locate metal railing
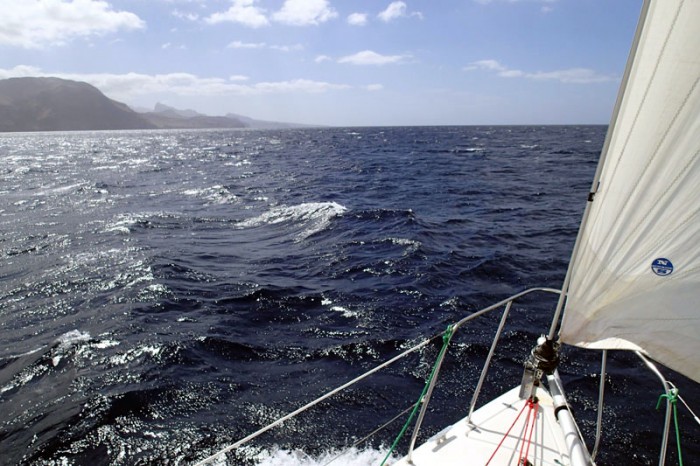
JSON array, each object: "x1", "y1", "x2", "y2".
[
  {"x1": 194, "y1": 287, "x2": 561, "y2": 465},
  {"x1": 194, "y1": 286, "x2": 687, "y2": 466},
  {"x1": 405, "y1": 287, "x2": 561, "y2": 462}
]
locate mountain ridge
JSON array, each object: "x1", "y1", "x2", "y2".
[
  {"x1": 0, "y1": 77, "x2": 311, "y2": 132},
  {"x1": 0, "y1": 77, "x2": 156, "y2": 132}
]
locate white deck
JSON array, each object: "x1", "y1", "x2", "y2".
[{"x1": 392, "y1": 386, "x2": 570, "y2": 466}]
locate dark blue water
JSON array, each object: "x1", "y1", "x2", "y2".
[{"x1": 1, "y1": 127, "x2": 697, "y2": 465}]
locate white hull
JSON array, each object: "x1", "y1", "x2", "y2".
[{"x1": 393, "y1": 385, "x2": 573, "y2": 466}]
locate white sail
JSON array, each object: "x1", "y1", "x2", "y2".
[{"x1": 560, "y1": 0, "x2": 700, "y2": 383}]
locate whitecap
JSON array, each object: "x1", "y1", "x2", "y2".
[
  {"x1": 237, "y1": 202, "x2": 347, "y2": 239},
  {"x1": 330, "y1": 305, "x2": 359, "y2": 319},
  {"x1": 92, "y1": 339, "x2": 120, "y2": 350},
  {"x1": 182, "y1": 185, "x2": 238, "y2": 205},
  {"x1": 54, "y1": 330, "x2": 91, "y2": 349},
  {"x1": 389, "y1": 237, "x2": 421, "y2": 255},
  {"x1": 34, "y1": 182, "x2": 88, "y2": 197},
  {"x1": 109, "y1": 344, "x2": 162, "y2": 366},
  {"x1": 253, "y1": 446, "x2": 393, "y2": 466},
  {"x1": 104, "y1": 213, "x2": 143, "y2": 234}
]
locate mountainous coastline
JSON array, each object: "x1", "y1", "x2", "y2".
[
  {"x1": 136, "y1": 103, "x2": 311, "y2": 130},
  {"x1": 0, "y1": 77, "x2": 306, "y2": 132},
  {"x1": 0, "y1": 77, "x2": 156, "y2": 132}
]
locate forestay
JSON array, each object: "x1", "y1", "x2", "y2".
[{"x1": 560, "y1": 0, "x2": 700, "y2": 383}]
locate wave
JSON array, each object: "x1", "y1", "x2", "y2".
[
  {"x1": 0, "y1": 330, "x2": 109, "y2": 394},
  {"x1": 104, "y1": 212, "x2": 158, "y2": 234},
  {"x1": 183, "y1": 185, "x2": 239, "y2": 205},
  {"x1": 104, "y1": 211, "x2": 192, "y2": 234},
  {"x1": 33, "y1": 181, "x2": 89, "y2": 197},
  {"x1": 251, "y1": 446, "x2": 394, "y2": 466},
  {"x1": 237, "y1": 202, "x2": 347, "y2": 240}
]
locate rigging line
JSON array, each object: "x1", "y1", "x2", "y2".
[
  {"x1": 321, "y1": 404, "x2": 416, "y2": 466},
  {"x1": 380, "y1": 325, "x2": 454, "y2": 466},
  {"x1": 656, "y1": 389, "x2": 684, "y2": 466},
  {"x1": 193, "y1": 332, "x2": 443, "y2": 466},
  {"x1": 677, "y1": 396, "x2": 700, "y2": 426},
  {"x1": 484, "y1": 399, "x2": 530, "y2": 466},
  {"x1": 517, "y1": 400, "x2": 533, "y2": 463},
  {"x1": 519, "y1": 399, "x2": 539, "y2": 466},
  {"x1": 636, "y1": 351, "x2": 673, "y2": 466},
  {"x1": 591, "y1": 350, "x2": 608, "y2": 461},
  {"x1": 668, "y1": 382, "x2": 700, "y2": 427}
]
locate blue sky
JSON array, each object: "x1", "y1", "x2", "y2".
[{"x1": 0, "y1": 0, "x2": 642, "y2": 126}]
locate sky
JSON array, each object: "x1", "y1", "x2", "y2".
[{"x1": 0, "y1": 0, "x2": 644, "y2": 126}]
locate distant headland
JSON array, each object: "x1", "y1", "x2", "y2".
[{"x1": 0, "y1": 77, "x2": 309, "y2": 132}]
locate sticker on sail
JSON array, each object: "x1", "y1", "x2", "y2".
[{"x1": 651, "y1": 258, "x2": 673, "y2": 276}]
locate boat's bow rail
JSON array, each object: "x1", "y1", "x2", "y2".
[{"x1": 193, "y1": 287, "x2": 692, "y2": 466}]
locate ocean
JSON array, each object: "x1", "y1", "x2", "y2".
[{"x1": 1, "y1": 126, "x2": 698, "y2": 465}]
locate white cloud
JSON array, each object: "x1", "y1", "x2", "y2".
[
  {"x1": 255, "y1": 79, "x2": 349, "y2": 93},
  {"x1": 475, "y1": 0, "x2": 557, "y2": 12},
  {"x1": 0, "y1": 0, "x2": 145, "y2": 49},
  {"x1": 0, "y1": 65, "x2": 43, "y2": 78},
  {"x1": 272, "y1": 0, "x2": 337, "y2": 26},
  {"x1": 347, "y1": 12, "x2": 368, "y2": 26},
  {"x1": 528, "y1": 68, "x2": 616, "y2": 83},
  {"x1": 171, "y1": 9, "x2": 199, "y2": 21},
  {"x1": 377, "y1": 1, "x2": 422, "y2": 22},
  {"x1": 0, "y1": 65, "x2": 351, "y2": 98},
  {"x1": 315, "y1": 55, "x2": 332, "y2": 63},
  {"x1": 229, "y1": 75, "x2": 250, "y2": 81},
  {"x1": 464, "y1": 59, "x2": 508, "y2": 72},
  {"x1": 227, "y1": 40, "x2": 266, "y2": 49},
  {"x1": 270, "y1": 43, "x2": 303, "y2": 52},
  {"x1": 498, "y1": 69, "x2": 525, "y2": 78},
  {"x1": 476, "y1": 0, "x2": 557, "y2": 4},
  {"x1": 465, "y1": 59, "x2": 617, "y2": 83},
  {"x1": 162, "y1": 42, "x2": 172, "y2": 49},
  {"x1": 205, "y1": 0, "x2": 269, "y2": 28},
  {"x1": 338, "y1": 50, "x2": 410, "y2": 66},
  {"x1": 226, "y1": 41, "x2": 302, "y2": 52},
  {"x1": 378, "y1": 1, "x2": 406, "y2": 22},
  {"x1": 365, "y1": 84, "x2": 384, "y2": 91}
]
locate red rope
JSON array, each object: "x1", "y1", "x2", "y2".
[
  {"x1": 519, "y1": 399, "x2": 539, "y2": 465},
  {"x1": 484, "y1": 399, "x2": 529, "y2": 466},
  {"x1": 484, "y1": 397, "x2": 539, "y2": 466}
]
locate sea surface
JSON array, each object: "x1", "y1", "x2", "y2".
[{"x1": 1, "y1": 126, "x2": 698, "y2": 466}]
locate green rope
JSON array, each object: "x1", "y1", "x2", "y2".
[
  {"x1": 656, "y1": 388, "x2": 683, "y2": 466},
  {"x1": 379, "y1": 324, "x2": 454, "y2": 466}
]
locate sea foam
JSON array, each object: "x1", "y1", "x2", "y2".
[
  {"x1": 237, "y1": 202, "x2": 347, "y2": 239},
  {"x1": 252, "y1": 446, "x2": 394, "y2": 466}
]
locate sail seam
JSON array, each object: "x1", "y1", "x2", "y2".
[
  {"x1": 616, "y1": 124, "x2": 700, "y2": 270},
  {"x1": 588, "y1": 0, "x2": 685, "y2": 245},
  {"x1": 636, "y1": 179, "x2": 700, "y2": 271}
]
